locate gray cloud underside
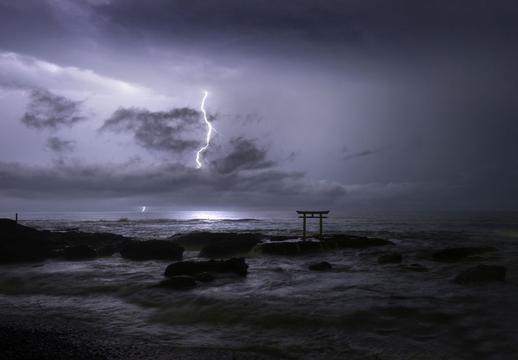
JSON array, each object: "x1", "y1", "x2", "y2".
[
  {"x1": 46, "y1": 136, "x2": 76, "y2": 153},
  {"x1": 0, "y1": 161, "x2": 345, "y2": 208},
  {"x1": 100, "y1": 107, "x2": 202, "y2": 153},
  {"x1": 21, "y1": 89, "x2": 85, "y2": 130},
  {"x1": 211, "y1": 137, "x2": 275, "y2": 174}
]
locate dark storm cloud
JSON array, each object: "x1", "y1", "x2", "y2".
[
  {"x1": 0, "y1": 161, "x2": 345, "y2": 207},
  {"x1": 211, "y1": 137, "x2": 275, "y2": 174},
  {"x1": 20, "y1": 89, "x2": 85, "y2": 130},
  {"x1": 100, "y1": 107, "x2": 202, "y2": 153},
  {"x1": 46, "y1": 136, "x2": 76, "y2": 153},
  {"x1": 89, "y1": 0, "x2": 518, "y2": 51}
]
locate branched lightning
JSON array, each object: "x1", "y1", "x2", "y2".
[{"x1": 195, "y1": 90, "x2": 213, "y2": 168}]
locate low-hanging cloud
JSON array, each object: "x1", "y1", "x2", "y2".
[
  {"x1": 100, "y1": 106, "x2": 203, "y2": 153},
  {"x1": 20, "y1": 88, "x2": 86, "y2": 130}
]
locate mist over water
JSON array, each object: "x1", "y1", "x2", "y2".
[{"x1": 1, "y1": 211, "x2": 518, "y2": 358}]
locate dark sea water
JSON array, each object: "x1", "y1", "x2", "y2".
[{"x1": 1, "y1": 210, "x2": 517, "y2": 359}]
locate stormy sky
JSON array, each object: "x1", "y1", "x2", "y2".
[{"x1": 0, "y1": 0, "x2": 517, "y2": 212}]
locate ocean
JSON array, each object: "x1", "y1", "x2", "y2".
[{"x1": 0, "y1": 211, "x2": 517, "y2": 359}]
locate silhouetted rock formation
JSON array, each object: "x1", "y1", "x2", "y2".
[
  {"x1": 0, "y1": 219, "x2": 55, "y2": 263},
  {"x1": 323, "y1": 235, "x2": 394, "y2": 249},
  {"x1": 119, "y1": 240, "x2": 183, "y2": 261},
  {"x1": 164, "y1": 258, "x2": 248, "y2": 277},
  {"x1": 63, "y1": 245, "x2": 97, "y2": 260},
  {"x1": 378, "y1": 253, "x2": 402, "y2": 264},
  {"x1": 194, "y1": 272, "x2": 216, "y2": 282},
  {"x1": 308, "y1": 261, "x2": 332, "y2": 271},
  {"x1": 97, "y1": 244, "x2": 116, "y2": 257},
  {"x1": 432, "y1": 246, "x2": 497, "y2": 262},
  {"x1": 454, "y1": 264, "x2": 507, "y2": 284},
  {"x1": 259, "y1": 240, "x2": 323, "y2": 255},
  {"x1": 168, "y1": 232, "x2": 263, "y2": 252},
  {"x1": 158, "y1": 275, "x2": 197, "y2": 290},
  {"x1": 0, "y1": 218, "x2": 129, "y2": 263}
]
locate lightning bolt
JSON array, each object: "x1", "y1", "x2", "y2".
[{"x1": 195, "y1": 90, "x2": 213, "y2": 169}]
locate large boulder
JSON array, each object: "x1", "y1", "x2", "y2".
[
  {"x1": 63, "y1": 245, "x2": 97, "y2": 260},
  {"x1": 259, "y1": 240, "x2": 323, "y2": 255},
  {"x1": 432, "y1": 246, "x2": 497, "y2": 262},
  {"x1": 165, "y1": 257, "x2": 248, "y2": 277},
  {"x1": 120, "y1": 240, "x2": 183, "y2": 261},
  {"x1": 454, "y1": 264, "x2": 507, "y2": 284},
  {"x1": 323, "y1": 235, "x2": 394, "y2": 249},
  {"x1": 378, "y1": 253, "x2": 402, "y2": 264},
  {"x1": 158, "y1": 275, "x2": 197, "y2": 290},
  {"x1": 169, "y1": 232, "x2": 263, "y2": 251}
]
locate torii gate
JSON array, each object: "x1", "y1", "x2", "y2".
[{"x1": 296, "y1": 210, "x2": 329, "y2": 240}]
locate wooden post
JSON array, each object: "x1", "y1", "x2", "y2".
[
  {"x1": 302, "y1": 214, "x2": 306, "y2": 240},
  {"x1": 15, "y1": 213, "x2": 18, "y2": 224},
  {"x1": 319, "y1": 214, "x2": 323, "y2": 239}
]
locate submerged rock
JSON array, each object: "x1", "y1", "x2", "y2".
[
  {"x1": 454, "y1": 264, "x2": 507, "y2": 284},
  {"x1": 164, "y1": 257, "x2": 248, "y2": 277},
  {"x1": 158, "y1": 275, "x2": 197, "y2": 290},
  {"x1": 63, "y1": 245, "x2": 97, "y2": 260},
  {"x1": 323, "y1": 235, "x2": 394, "y2": 249},
  {"x1": 120, "y1": 240, "x2": 183, "y2": 261},
  {"x1": 259, "y1": 240, "x2": 323, "y2": 255},
  {"x1": 308, "y1": 261, "x2": 332, "y2": 271},
  {"x1": 432, "y1": 246, "x2": 497, "y2": 262},
  {"x1": 401, "y1": 263, "x2": 429, "y2": 272},
  {"x1": 378, "y1": 253, "x2": 402, "y2": 264}
]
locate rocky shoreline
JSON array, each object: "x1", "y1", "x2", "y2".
[{"x1": 0, "y1": 218, "x2": 509, "y2": 288}]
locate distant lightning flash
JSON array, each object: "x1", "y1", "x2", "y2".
[{"x1": 195, "y1": 90, "x2": 213, "y2": 168}]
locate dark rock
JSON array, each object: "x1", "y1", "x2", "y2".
[
  {"x1": 259, "y1": 240, "x2": 323, "y2": 255},
  {"x1": 401, "y1": 263, "x2": 429, "y2": 272},
  {"x1": 0, "y1": 219, "x2": 55, "y2": 263},
  {"x1": 454, "y1": 264, "x2": 507, "y2": 284},
  {"x1": 195, "y1": 272, "x2": 216, "y2": 282},
  {"x1": 169, "y1": 232, "x2": 263, "y2": 251},
  {"x1": 269, "y1": 236, "x2": 295, "y2": 242},
  {"x1": 378, "y1": 253, "x2": 402, "y2": 264},
  {"x1": 120, "y1": 240, "x2": 183, "y2": 261},
  {"x1": 308, "y1": 261, "x2": 332, "y2": 271},
  {"x1": 198, "y1": 236, "x2": 261, "y2": 258},
  {"x1": 165, "y1": 257, "x2": 248, "y2": 277},
  {"x1": 97, "y1": 244, "x2": 116, "y2": 257},
  {"x1": 63, "y1": 245, "x2": 97, "y2": 260},
  {"x1": 323, "y1": 235, "x2": 394, "y2": 249},
  {"x1": 432, "y1": 246, "x2": 497, "y2": 262},
  {"x1": 158, "y1": 275, "x2": 197, "y2": 290},
  {"x1": 0, "y1": 218, "x2": 131, "y2": 263}
]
